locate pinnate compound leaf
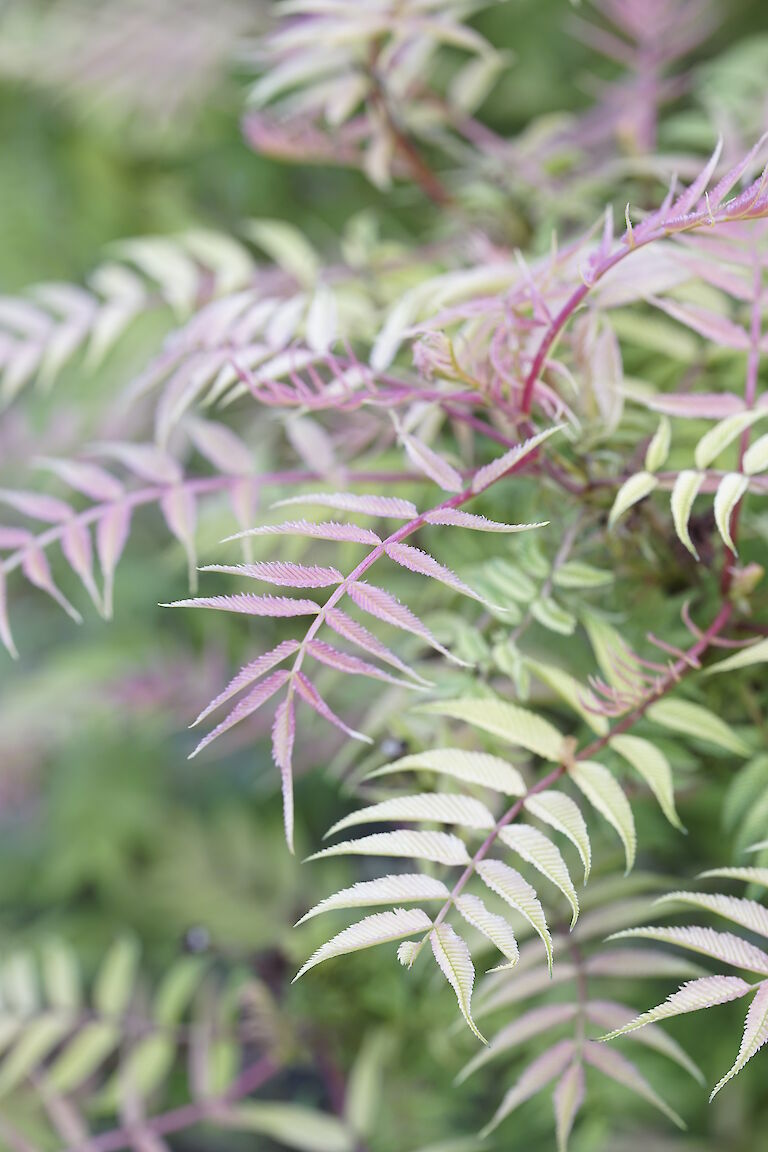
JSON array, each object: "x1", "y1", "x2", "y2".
[
  {"x1": 569, "y1": 761, "x2": 636, "y2": 872},
  {"x1": 609, "y1": 926, "x2": 768, "y2": 975},
  {"x1": 431, "y1": 924, "x2": 485, "y2": 1043},
  {"x1": 294, "y1": 909, "x2": 432, "y2": 981},
  {"x1": 421, "y1": 698, "x2": 564, "y2": 761},
  {"x1": 524, "y1": 793, "x2": 591, "y2": 882},
  {"x1": 297, "y1": 875, "x2": 450, "y2": 924},
  {"x1": 583, "y1": 1043, "x2": 684, "y2": 1128},
  {"x1": 273, "y1": 493, "x2": 417, "y2": 518},
  {"x1": 554, "y1": 1061, "x2": 585, "y2": 1152},
  {"x1": 711, "y1": 982, "x2": 768, "y2": 1099},
  {"x1": 608, "y1": 471, "x2": 658, "y2": 527},
  {"x1": 455, "y1": 894, "x2": 520, "y2": 969},
  {"x1": 646, "y1": 699, "x2": 749, "y2": 755},
  {"x1": 477, "y1": 860, "x2": 553, "y2": 972},
  {"x1": 670, "y1": 470, "x2": 704, "y2": 558},
  {"x1": 499, "y1": 826, "x2": 579, "y2": 928},
  {"x1": 610, "y1": 734, "x2": 683, "y2": 830},
  {"x1": 366, "y1": 749, "x2": 525, "y2": 795},
  {"x1": 307, "y1": 831, "x2": 470, "y2": 867},
  {"x1": 325, "y1": 793, "x2": 495, "y2": 839},
  {"x1": 598, "y1": 975, "x2": 753, "y2": 1039},
  {"x1": 481, "y1": 1040, "x2": 575, "y2": 1136}
]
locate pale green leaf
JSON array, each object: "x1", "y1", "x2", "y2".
[
  {"x1": 477, "y1": 860, "x2": 553, "y2": 972},
  {"x1": 421, "y1": 698, "x2": 564, "y2": 761},
  {"x1": 645, "y1": 418, "x2": 671, "y2": 472},
  {"x1": 608, "y1": 471, "x2": 658, "y2": 527},
  {"x1": 714, "y1": 472, "x2": 749, "y2": 552},
  {"x1": 670, "y1": 469, "x2": 705, "y2": 558},
  {"x1": 704, "y1": 638, "x2": 768, "y2": 675},
  {"x1": 294, "y1": 909, "x2": 432, "y2": 980},
  {"x1": 647, "y1": 699, "x2": 749, "y2": 755},
  {"x1": 695, "y1": 410, "x2": 767, "y2": 469},
  {"x1": 365, "y1": 749, "x2": 525, "y2": 795},
  {"x1": 499, "y1": 826, "x2": 579, "y2": 928},
  {"x1": 524, "y1": 793, "x2": 592, "y2": 882},
  {"x1": 610, "y1": 734, "x2": 683, "y2": 829}
]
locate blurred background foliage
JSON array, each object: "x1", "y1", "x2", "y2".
[{"x1": 2, "y1": 1, "x2": 768, "y2": 1150}]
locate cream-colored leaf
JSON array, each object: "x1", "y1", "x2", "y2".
[
  {"x1": 598, "y1": 975, "x2": 753, "y2": 1039},
  {"x1": 711, "y1": 982, "x2": 768, "y2": 1098},
  {"x1": 455, "y1": 894, "x2": 519, "y2": 969},
  {"x1": 524, "y1": 793, "x2": 592, "y2": 882},
  {"x1": 570, "y1": 761, "x2": 636, "y2": 873},
  {"x1": 325, "y1": 793, "x2": 495, "y2": 839},
  {"x1": 307, "y1": 830, "x2": 470, "y2": 867},
  {"x1": 609, "y1": 926, "x2": 768, "y2": 975},
  {"x1": 365, "y1": 749, "x2": 526, "y2": 795},
  {"x1": 294, "y1": 909, "x2": 432, "y2": 980},
  {"x1": 430, "y1": 924, "x2": 485, "y2": 1043},
  {"x1": 647, "y1": 699, "x2": 749, "y2": 755},
  {"x1": 477, "y1": 860, "x2": 553, "y2": 972},
  {"x1": 296, "y1": 875, "x2": 450, "y2": 924},
  {"x1": 499, "y1": 826, "x2": 579, "y2": 928}
]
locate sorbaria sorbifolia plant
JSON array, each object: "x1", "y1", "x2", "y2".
[{"x1": 3, "y1": 0, "x2": 768, "y2": 1147}]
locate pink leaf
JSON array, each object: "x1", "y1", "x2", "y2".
[
  {"x1": 225, "y1": 519, "x2": 381, "y2": 546},
  {"x1": 483, "y1": 1040, "x2": 575, "y2": 1135},
  {"x1": 649, "y1": 297, "x2": 750, "y2": 349},
  {"x1": 399, "y1": 430, "x2": 463, "y2": 493},
  {"x1": 160, "y1": 486, "x2": 198, "y2": 590},
  {"x1": 709, "y1": 132, "x2": 768, "y2": 208},
  {"x1": 190, "y1": 669, "x2": 290, "y2": 758},
  {"x1": 273, "y1": 492, "x2": 417, "y2": 518},
  {"x1": 61, "y1": 521, "x2": 101, "y2": 612},
  {"x1": 645, "y1": 392, "x2": 745, "y2": 419},
  {"x1": 307, "y1": 638, "x2": 421, "y2": 688},
  {"x1": 200, "y1": 560, "x2": 343, "y2": 588},
  {"x1": 0, "y1": 527, "x2": 33, "y2": 549},
  {"x1": 0, "y1": 489, "x2": 74, "y2": 524},
  {"x1": 385, "y1": 542, "x2": 485, "y2": 603},
  {"x1": 347, "y1": 581, "x2": 467, "y2": 665},
  {"x1": 91, "y1": 442, "x2": 182, "y2": 485},
  {"x1": 186, "y1": 417, "x2": 254, "y2": 475},
  {"x1": 294, "y1": 671, "x2": 372, "y2": 743},
  {"x1": 165, "y1": 594, "x2": 320, "y2": 616},
  {"x1": 96, "y1": 504, "x2": 132, "y2": 619},
  {"x1": 35, "y1": 458, "x2": 124, "y2": 502},
  {"x1": 325, "y1": 607, "x2": 432, "y2": 685},
  {"x1": 192, "y1": 638, "x2": 300, "y2": 727},
  {"x1": 424, "y1": 509, "x2": 547, "y2": 532},
  {"x1": 272, "y1": 696, "x2": 296, "y2": 851},
  {"x1": 21, "y1": 546, "x2": 82, "y2": 622},
  {"x1": 553, "y1": 1062, "x2": 585, "y2": 1152},
  {"x1": 671, "y1": 138, "x2": 722, "y2": 217},
  {"x1": 0, "y1": 569, "x2": 18, "y2": 658},
  {"x1": 472, "y1": 427, "x2": 563, "y2": 494}
]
